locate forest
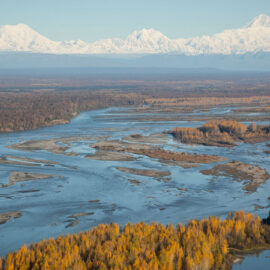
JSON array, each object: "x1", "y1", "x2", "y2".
[
  {"x1": 1, "y1": 211, "x2": 269, "y2": 270},
  {"x1": 1, "y1": 90, "x2": 270, "y2": 133},
  {"x1": 1, "y1": 71, "x2": 270, "y2": 133},
  {"x1": 1, "y1": 74, "x2": 270, "y2": 270},
  {"x1": 0, "y1": 91, "x2": 143, "y2": 132},
  {"x1": 171, "y1": 120, "x2": 270, "y2": 147}
]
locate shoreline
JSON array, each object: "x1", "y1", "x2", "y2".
[
  {"x1": 1, "y1": 211, "x2": 269, "y2": 269},
  {"x1": 1, "y1": 100, "x2": 270, "y2": 134}
]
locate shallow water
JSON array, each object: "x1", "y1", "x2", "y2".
[
  {"x1": 0, "y1": 107, "x2": 269, "y2": 260},
  {"x1": 232, "y1": 250, "x2": 270, "y2": 270}
]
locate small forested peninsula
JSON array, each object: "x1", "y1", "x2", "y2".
[
  {"x1": 171, "y1": 120, "x2": 270, "y2": 147},
  {"x1": 1, "y1": 211, "x2": 270, "y2": 270}
]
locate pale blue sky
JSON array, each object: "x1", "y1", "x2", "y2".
[{"x1": 1, "y1": 0, "x2": 270, "y2": 42}]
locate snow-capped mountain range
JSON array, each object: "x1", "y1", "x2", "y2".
[{"x1": 1, "y1": 14, "x2": 270, "y2": 55}]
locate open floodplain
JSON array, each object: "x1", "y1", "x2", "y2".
[{"x1": 0, "y1": 104, "x2": 270, "y2": 268}]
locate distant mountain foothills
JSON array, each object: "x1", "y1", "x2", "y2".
[{"x1": 0, "y1": 14, "x2": 270, "y2": 55}]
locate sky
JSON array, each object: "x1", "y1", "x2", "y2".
[{"x1": 1, "y1": 0, "x2": 270, "y2": 42}]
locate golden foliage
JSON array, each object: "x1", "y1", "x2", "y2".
[
  {"x1": 172, "y1": 120, "x2": 270, "y2": 147},
  {"x1": 1, "y1": 211, "x2": 270, "y2": 270}
]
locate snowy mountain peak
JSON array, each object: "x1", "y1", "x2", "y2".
[
  {"x1": 245, "y1": 14, "x2": 270, "y2": 28},
  {"x1": 127, "y1": 28, "x2": 168, "y2": 41},
  {"x1": 0, "y1": 23, "x2": 36, "y2": 34},
  {"x1": 13, "y1": 23, "x2": 34, "y2": 30},
  {"x1": 0, "y1": 23, "x2": 59, "y2": 53},
  {"x1": 0, "y1": 14, "x2": 270, "y2": 55}
]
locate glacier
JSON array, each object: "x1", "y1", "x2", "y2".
[{"x1": 0, "y1": 14, "x2": 270, "y2": 55}]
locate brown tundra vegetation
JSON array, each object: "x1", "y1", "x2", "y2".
[
  {"x1": 171, "y1": 120, "x2": 270, "y2": 147},
  {"x1": 0, "y1": 91, "x2": 143, "y2": 132}
]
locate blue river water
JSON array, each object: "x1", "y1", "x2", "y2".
[{"x1": 0, "y1": 106, "x2": 269, "y2": 268}]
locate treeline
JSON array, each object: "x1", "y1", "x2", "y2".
[
  {"x1": 144, "y1": 96, "x2": 270, "y2": 107},
  {"x1": 1, "y1": 211, "x2": 270, "y2": 270},
  {"x1": 171, "y1": 120, "x2": 270, "y2": 147},
  {"x1": 1, "y1": 87, "x2": 270, "y2": 133},
  {"x1": 0, "y1": 91, "x2": 143, "y2": 132}
]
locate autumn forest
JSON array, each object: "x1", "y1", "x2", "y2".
[
  {"x1": 0, "y1": 72, "x2": 270, "y2": 270},
  {"x1": 1, "y1": 211, "x2": 270, "y2": 270}
]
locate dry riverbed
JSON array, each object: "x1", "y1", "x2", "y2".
[
  {"x1": 0, "y1": 212, "x2": 22, "y2": 225},
  {"x1": 201, "y1": 161, "x2": 270, "y2": 193},
  {"x1": 123, "y1": 133, "x2": 168, "y2": 144},
  {"x1": 8, "y1": 136, "x2": 105, "y2": 156},
  {"x1": 0, "y1": 155, "x2": 58, "y2": 167},
  {"x1": 85, "y1": 151, "x2": 134, "y2": 161},
  {"x1": 1, "y1": 172, "x2": 55, "y2": 188},
  {"x1": 117, "y1": 167, "x2": 171, "y2": 179},
  {"x1": 65, "y1": 212, "x2": 94, "y2": 228},
  {"x1": 92, "y1": 140, "x2": 227, "y2": 168}
]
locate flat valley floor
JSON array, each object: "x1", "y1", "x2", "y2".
[{"x1": 0, "y1": 105, "x2": 269, "y2": 260}]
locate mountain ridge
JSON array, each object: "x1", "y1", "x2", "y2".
[{"x1": 0, "y1": 14, "x2": 270, "y2": 55}]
